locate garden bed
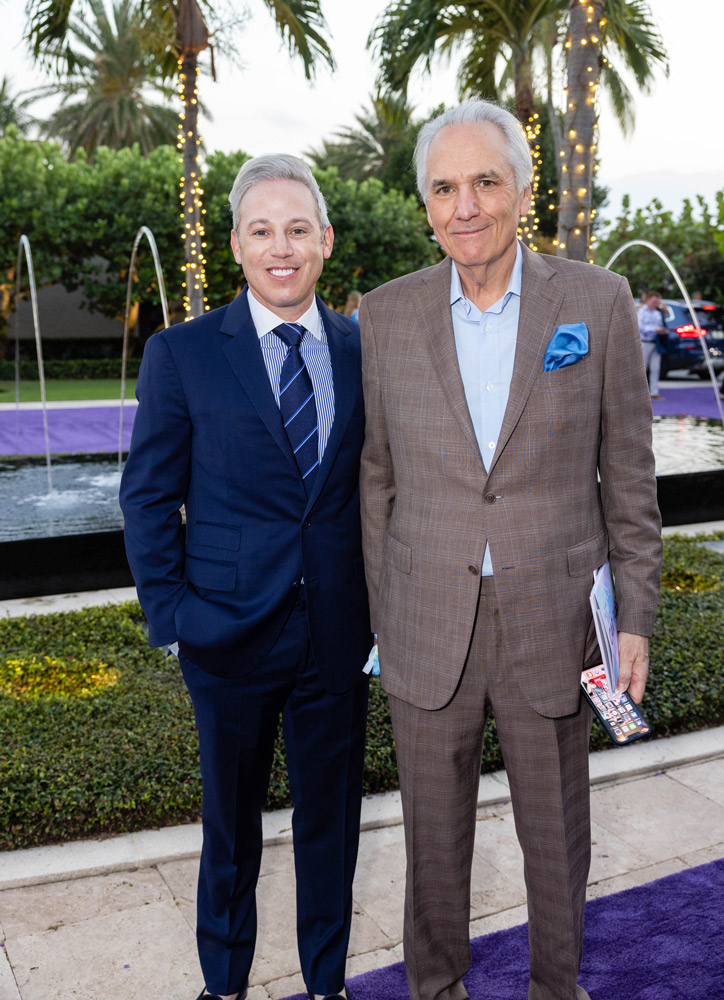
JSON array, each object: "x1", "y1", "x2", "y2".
[{"x1": 1, "y1": 532, "x2": 723, "y2": 852}]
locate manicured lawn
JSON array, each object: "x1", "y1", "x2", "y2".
[{"x1": 0, "y1": 378, "x2": 137, "y2": 403}]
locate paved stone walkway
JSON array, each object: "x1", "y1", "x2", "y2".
[
  {"x1": 1, "y1": 519, "x2": 723, "y2": 1000},
  {"x1": 1, "y1": 727, "x2": 723, "y2": 1000}
]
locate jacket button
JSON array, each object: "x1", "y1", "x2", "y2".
[
  {"x1": 303, "y1": 521, "x2": 311, "y2": 530},
  {"x1": 484, "y1": 493, "x2": 496, "y2": 504},
  {"x1": 468, "y1": 565, "x2": 478, "y2": 575}
]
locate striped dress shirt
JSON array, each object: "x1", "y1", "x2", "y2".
[{"x1": 247, "y1": 292, "x2": 335, "y2": 462}]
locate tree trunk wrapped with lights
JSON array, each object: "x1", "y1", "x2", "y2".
[
  {"x1": 174, "y1": 0, "x2": 211, "y2": 319},
  {"x1": 178, "y1": 52, "x2": 207, "y2": 318},
  {"x1": 514, "y1": 47, "x2": 542, "y2": 252},
  {"x1": 556, "y1": 0, "x2": 603, "y2": 261}
]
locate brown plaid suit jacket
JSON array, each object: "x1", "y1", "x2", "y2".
[{"x1": 359, "y1": 244, "x2": 663, "y2": 717}]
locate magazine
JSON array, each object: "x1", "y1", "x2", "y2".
[{"x1": 589, "y1": 559, "x2": 619, "y2": 694}]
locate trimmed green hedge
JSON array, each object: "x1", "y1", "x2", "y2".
[
  {"x1": 0, "y1": 359, "x2": 142, "y2": 380},
  {"x1": 1, "y1": 532, "x2": 723, "y2": 852}
]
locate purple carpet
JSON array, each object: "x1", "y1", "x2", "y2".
[
  {"x1": 284, "y1": 858, "x2": 724, "y2": 1000},
  {"x1": 0, "y1": 388, "x2": 720, "y2": 458},
  {"x1": 0, "y1": 404, "x2": 136, "y2": 456},
  {"x1": 652, "y1": 385, "x2": 724, "y2": 419}
]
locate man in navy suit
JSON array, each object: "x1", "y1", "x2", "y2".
[{"x1": 120, "y1": 154, "x2": 371, "y2": 1000}]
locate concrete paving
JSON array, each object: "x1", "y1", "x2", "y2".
[
  {"x1": 1, "y1": 522, "x2": 723, "y2": 1000},
  {"x1": 1, "y1": 721, "x2": 723, "y2": 1000}
]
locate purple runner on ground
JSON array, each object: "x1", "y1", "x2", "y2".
[
  {"x1": 0, "y1": 388, "x2": 720, "y2": 456},
  {"x1": 0, "y1": 405, "x2": 136, "y2": 457},
  {"x1": 652, "y1": 385, "x2": 723, "y2": 419},
  {"x1": 280, "y1": 857, "x2": 724, "y2": 1000}
]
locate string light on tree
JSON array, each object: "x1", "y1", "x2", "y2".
[
  {"x1": 177, "y1": 57, "x2": 209, "y2": 319},
  {"x1": 555, "y1": 0, "x2": 604, "y2": 261},
  {"x1": 518, "y1": 111, "x2": 543, "y2": 252}
]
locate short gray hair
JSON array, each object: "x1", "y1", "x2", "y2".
[
  {"x1": 229, "y1": 153, "x2": 330, "y2": 234},
  {"x1": 414, "y1": 99, "x2": 533, "y2": 201}
]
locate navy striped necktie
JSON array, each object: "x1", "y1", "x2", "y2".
[{"x1": 273, "y1": 322, "x2": 319, "y2": 493}]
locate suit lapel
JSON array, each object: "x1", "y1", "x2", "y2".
[
  {"x1": 487, "y1": 246, "x2": 564, "y2": 477},
  {"x1": 220, "y1": 287, "x2": 298, "y2": 473},
  {"x1": 303, "y1": 298, "x2": 356, "y2": 511},
  {"x1": 416, "y1": 258, "x2": 481, "y2": 456}
]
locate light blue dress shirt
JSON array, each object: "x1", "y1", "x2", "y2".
[{"x1": 450, "y1": 241, "x2": 523, "y2": 576}]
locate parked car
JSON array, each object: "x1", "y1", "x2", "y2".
[{"x1": 657, "y1": 299, "x2": 724, "y2": 379}]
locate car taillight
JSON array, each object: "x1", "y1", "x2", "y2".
[
  {"x1": 675, "y1": 324, "x2": 701, "y2": 338},
  {"x1": 702, "y1": 304, "x2": 716, "y2": 310}
]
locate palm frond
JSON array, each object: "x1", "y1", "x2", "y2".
[
  {"x1": 260, "y1": 0, "x2": 335, "y2": 79},
  {"x1": 0, "y1": 76, "x2": 39, "y2": 135},
  {"x1": 599, "y1": 63, "x2": 635, "y2": 136},
  {"x1": 26, "y1": 0, "x2": 181, "y2": 158}
]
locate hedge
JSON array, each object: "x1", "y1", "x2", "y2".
[
  {"x1": 0, "y1": 359, "x2": 142, "y2": 380},
  {"x1": 1, "y1": 532, "x2": 722, "y2": 852},
  {"x1": 13, "y1": 338, "x2": 128, "y2": 362}
]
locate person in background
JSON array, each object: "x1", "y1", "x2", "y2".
[
  {"x1": 344, "y1": 290, "x2": 362, "y2": 322},
  {"x1": 637, "y1": 289, "x2": 668, "y2": 400},
  {"x1": 120, "y1": 153, "x2": 371, "y2": 1000}
]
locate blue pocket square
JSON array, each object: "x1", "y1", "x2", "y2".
[{"x1": 543, "y1": 323, "x2": 589, "y2": 371}]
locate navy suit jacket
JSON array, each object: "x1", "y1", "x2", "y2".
[{"x1": 120, "y1": 287, "x2": 371, "y2": 691}]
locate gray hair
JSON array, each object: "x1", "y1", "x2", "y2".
[
  {"x1": 414, "y1": 99, "x2": 533, "y2": 201},
  {"x1": 229, "y1": 153, "x2": 330, "y2": 234}
]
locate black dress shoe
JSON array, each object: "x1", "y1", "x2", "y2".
[
  {"x1": 307, "y1": 992, "x2": 347, "y2": 1000},
  {"x1": 195, "y1": 990, "x2": 248, "y2": 1000}
]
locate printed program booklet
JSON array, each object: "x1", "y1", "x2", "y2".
[{"x1": 589, "y1": 559, "x2": 619, "y2": 694}]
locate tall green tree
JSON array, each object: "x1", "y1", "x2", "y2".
[
  {"x1": 24, "y1": 0, "x2": 336, "y2": 317},
  {"x1": 0, "y1": 129, "x2": 71, "y2": 355},
  {"x1": 0, "y1": 132, "x2": 441, "y2": 353},
  {"x1": 557, "y1": 0, "x2": 667, "y2": 260},
  {"x1": 556, "y1": 0, "x2": 602, "y2": 260},
  {"x1": 28, "y1": 0, "x2": 179, "y2": 158},
  {"x1": 595, "y1": 194, "x2": 724, "y2": 302}
]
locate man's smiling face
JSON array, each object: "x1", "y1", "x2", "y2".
[
  {"x1": 424, "y1": 121, "x2": 530, "y2": 275},
  {"x1": 230, "y1": 178, "x2": 333, "y2": 320}
]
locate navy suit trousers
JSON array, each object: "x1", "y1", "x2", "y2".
[{"x1": 181, "y1": 591, "x2": 369, "y2": 996}]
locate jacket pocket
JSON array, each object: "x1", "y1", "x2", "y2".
[
  {"x1": 566, "y1": 528, "x2": 608, "y2": 578},
  {"x1": 537, "y1": 358, "x2": 589, "y2": 387},
  {"x1": 191, "y1": 521, "x2": 241, "y2": 551},
  {"x1": 383, "y1": 532, "x2": 412, "y2": 574},
  {"x1": 185, "y1": 553, "x2": 237, "y2": 592}
]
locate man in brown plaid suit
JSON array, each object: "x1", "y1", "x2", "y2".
[{"x1": 359, "y1": 100, "x2": 662, "y2": 1000}]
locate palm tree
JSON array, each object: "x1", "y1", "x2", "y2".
[
  {"x1": 370, "y1": 0, "x2": 667, "y2": 256},
  {"x1": 557, "y1": 0, "x2": 667, "y2": 260},
  {"x1": 24, "y1": 0, "x2": 336, "y2": 317},
  {"x1": 0, "y1": 77, "x2": 37, "y2": 137},
  {"x1": 167, "y1": 0, "x2": 335, "y2": 315},
  {"x1": 28, "y1": 0, "x2": 179, "y2": 158},
  {"x1": 556, "y1": 0, "x2": 602, "y2": 260},
  {"x1": 306, "y1": 92, "x2": 423, "y2": 198}
]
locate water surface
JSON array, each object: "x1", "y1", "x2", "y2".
[{"x1": 1, "y1": 415, "x2": 723, "y2": 542}]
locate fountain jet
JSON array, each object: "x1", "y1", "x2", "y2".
[
  {"x1": 119, "y1": 226, "x2": 171, "y2": 469},
  {"x1": 14, "y1": 235, "x2": 52, "y2": 491},
  {"x1": 605, "y1": 239, "x2": 724, "y2": 426}
]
